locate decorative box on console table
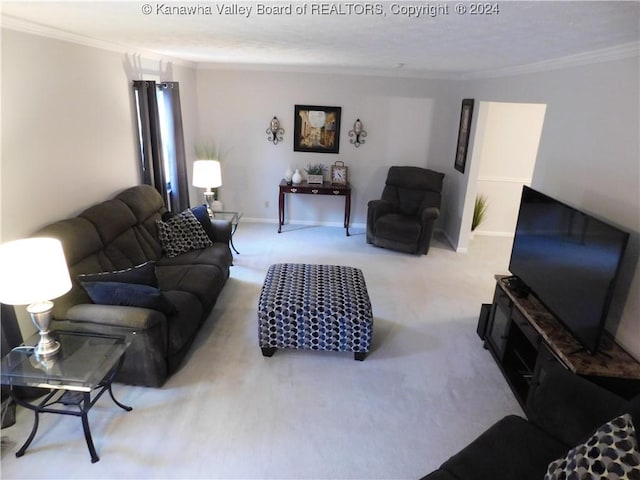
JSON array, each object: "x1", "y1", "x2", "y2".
[{"x1": 482, "y1": 275, "x2": 640, "y2": 412}]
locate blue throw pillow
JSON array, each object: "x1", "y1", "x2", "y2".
[
  {"x1": 80, "y1": 281, "x2": 176, "y2": 315},
  {"x1": 77, "y1": 261, "x2": 158, "y2": 287}
]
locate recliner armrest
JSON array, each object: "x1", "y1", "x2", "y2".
[{"x1": 420, "y1": 206, "x2": 440, "y2": 222}]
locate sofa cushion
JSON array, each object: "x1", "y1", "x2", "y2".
[
  {"x1": 81, "y1": 281, "x2": 176, "y2": 315},
  {"x1": 156, "y1": 210, "x2": 213, "y2": 258},
  {"x1": 544, "y1": 413, "x2": 640, "y2": 479},
  {"x1": 157, "y1": 242, "x2": 233, "y2": 268},
  {"x1": 77, "y1": 261, "x2": 158, "y2": 287},
  {"x1": 156, "y1": 263, "x2": 226, "y2": 306},
  {"x1": 436, "y1": 415, "x2": 569, "y2": 480}
]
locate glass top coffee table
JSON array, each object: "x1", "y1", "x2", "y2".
[
  {"x1": 212, "y1": 210, "x2": 242, "y2": 254},
  {"x1": 0, "y1": 330, "x2": 132, "y2": 463}
]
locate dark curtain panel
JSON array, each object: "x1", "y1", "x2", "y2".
[
  {"x1": 132, "y1": 80, "x2": 168, "y2": 206},
  {"x1": 158, "y1": 82, "x2": 190, "y2": 212}
]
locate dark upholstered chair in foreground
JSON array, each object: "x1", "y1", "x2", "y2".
[{"x1": 366, "y1": 166, "x2": 445, "y2": 255}]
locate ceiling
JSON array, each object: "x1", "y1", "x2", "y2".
[{"x1": 2, "y1": 1, "x2": 639, "y2": 77}]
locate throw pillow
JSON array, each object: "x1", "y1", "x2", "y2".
[
  {"x1": 77, "y1": 261, "x2": 158, "y2": 287},
  {"x1": 156, "y1": 209, "x2": 213, "y2": 258},
  {"x1": 81, "y1": 281, "x2": 176, "y2": 315},
  {"x1": 190, "y1": 204, "x2": 217, "y2": 242},
  {"x1": 544, "y1": 413, "x2": 640, "y2": 480}
]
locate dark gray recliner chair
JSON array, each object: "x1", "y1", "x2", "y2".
[{"x1": 366, "y1": 166, "x2": 445, "y2": 255}]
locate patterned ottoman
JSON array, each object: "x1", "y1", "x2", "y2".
[{"x1": 258, "y1": 263, "x2": 373, "y2": 360}]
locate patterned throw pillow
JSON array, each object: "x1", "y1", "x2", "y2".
[
  {"x1": 156, "y1": 209, "x2": 213, "y2": 258},
  {"x1": 545, "y1": 413, "x2": 640, "y2": 480}
]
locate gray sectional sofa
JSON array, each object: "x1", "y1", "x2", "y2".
[
  {"x1": 422, "y1": 364, "x2": 640, "y2": 480},
  {"x1": 35, "y1": 185, "x2": 233, "y2": 387}
]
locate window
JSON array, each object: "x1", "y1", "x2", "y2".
[{"x1": 133, "y1": 81, "x2": 189, "y2": 212}]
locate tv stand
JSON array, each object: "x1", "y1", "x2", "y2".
[
  {"x1": 483, "y1": 276, "x2": 640, "y2": 411},
  {"x1": 501, "y1": 276, "x2": 530, "y2": 298}
]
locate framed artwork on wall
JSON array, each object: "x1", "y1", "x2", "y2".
[
  {"x1": 294, "y1": 105, "x2": 341, "y2": 154},
  {"x1": 454, "y1": 99, "x2": 475, "y2": 173}
]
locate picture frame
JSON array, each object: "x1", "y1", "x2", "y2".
[
  {"x1": 454, "y1": 99, "x2": 475, "y2": 173},
  {"x1": 294, "y1": 105, "x2": 341, "y2": 154}
]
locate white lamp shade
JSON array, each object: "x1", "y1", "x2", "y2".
[
  {"x1": 192, "y1": 160, "x2": 222, "y2": 189},
  {"x1": 0, "y1": 238, "x2": 72, "y2": 305}
]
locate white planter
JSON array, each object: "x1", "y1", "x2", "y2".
[{"x1": 307, "y1": 174, "x2": 323, "y2": 185}]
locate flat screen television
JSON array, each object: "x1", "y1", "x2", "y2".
[{"x1": 508, "y1": 186, "x2": 629, "y2": 355}]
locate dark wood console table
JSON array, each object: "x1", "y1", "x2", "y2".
[
  {"x1": 278, "y1": 179, "x2": 351, "y2": 236},
  {"x1": 484, "y1": 275, "x2": 640, "y2": 411}
]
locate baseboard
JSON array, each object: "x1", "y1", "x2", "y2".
[{"x1": 242, "y1": 217, "x2": 366, "y2": 230}]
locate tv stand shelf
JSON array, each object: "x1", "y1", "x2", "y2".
[{"x1": 484, "y1": 275, "x2": 640, "y2": 410}]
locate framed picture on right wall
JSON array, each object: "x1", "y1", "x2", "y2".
[{"x1": 454, "y1": 99, "x2": 474, "y2": 173}]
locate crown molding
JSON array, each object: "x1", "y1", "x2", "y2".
[
  {"x1": 194, "y1": 61, "x2": 455, "y2": 80},
  {"x1": 460, "y1": 42, "x2": 640, "y2": 80},
  {"x1": 2, "y1": 14, "x2": 637, "y2": 80},
  {"x1": 0, "y1": 14, "x2": 196, "y2": 68}
]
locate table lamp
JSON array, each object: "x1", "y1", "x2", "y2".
[
  {"x1": 192, "y1": 160, "x2": 222, "y2": 213},
  {"x1": 0, "y1": 238, "x2": 72, "y2": 357}
]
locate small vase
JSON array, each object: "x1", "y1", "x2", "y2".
[
  {"x1": 292, "y1": 169, "x2": 302, "y2": 184},
  {"x1": 284, "y1": 167, "x2": 293, "y2": 184}
]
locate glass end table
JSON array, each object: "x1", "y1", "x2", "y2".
[
  {"x1": 0, "y1": 330, "x2": 132, "y2": 463},
  {"x1": 211, "y1": 210, "x2": 242, "y2": 254}
]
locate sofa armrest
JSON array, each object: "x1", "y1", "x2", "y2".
[
  {"x1": 211, "y1": 219, "x2": 232, "y2": 244},
  {"x1": 57, "y1": 304, "x2": 169, "y2": 387},
  {"x1": 527, "y1": 363, "x2": 626, "y2": 446},
  {"x1": 65, "y1": 304, "x2": 166, "y2": 330}
]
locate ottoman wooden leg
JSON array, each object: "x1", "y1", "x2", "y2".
[
  {"x1": 261, "y1": 347, "x2": 277, "y2": 357},
  {"x1": 354, "y1": 352, "x2": 367, "y2": 361}
]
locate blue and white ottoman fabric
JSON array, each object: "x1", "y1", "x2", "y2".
[{"x1": 258, "y1": 263, "x2": 373, "y2": 360}]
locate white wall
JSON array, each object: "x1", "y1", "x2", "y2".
[
  {"x1": 1, "y1": 28, "x2": 198, "y2": 336},
  {"x1": 194, "y1": 68, "x2": 454, "y2": 228},
  {"x1": 475, "y1": 102, "x2": 546, "y2": 236},
  {"x1": 1, "y1": 29, "x2": 141, "y2": 242},
  {"x1": 461, "y1": 56, "x2": 640, "y2": 359}
]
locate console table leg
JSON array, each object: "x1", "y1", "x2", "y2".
[
  {"x1": 345, "y1": 192, "x2": 351, "y2": 236},
  {"x1": 278, "y1": 191, "x2": 284, "y2": 233}
]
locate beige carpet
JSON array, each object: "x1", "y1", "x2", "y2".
[{"x1": 0, "y1": 223, "x2": 522, "y2": 479}]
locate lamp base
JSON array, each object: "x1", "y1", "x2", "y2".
[
  {"x1": 27, "y1": 301, "x2": 60, "y2": 358},
  {"x1": 34, "y1": 334, "x2": 60, "y2": 358}
]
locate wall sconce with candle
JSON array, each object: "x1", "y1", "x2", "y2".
[
  {"x1": 266, "y1": 116, "x2": 284, "y2": 145},
  {"x1": 349, "y1": 118, "x2": 367, "y2": 147}
]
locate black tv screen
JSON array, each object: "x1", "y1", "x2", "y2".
[{"x1": 508, "y1": 186, "x2": 629, "y2": 354}]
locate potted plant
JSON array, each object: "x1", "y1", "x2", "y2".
[
  {"x1": 194, "y1": 141, "x2": 222, "y2": 161},
  {"x1": 305, "y1": 163, "x2": 327, "y2": 185},
  {"x1": 472, "y1": 194, "x2": 489, "y2": 233}
]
